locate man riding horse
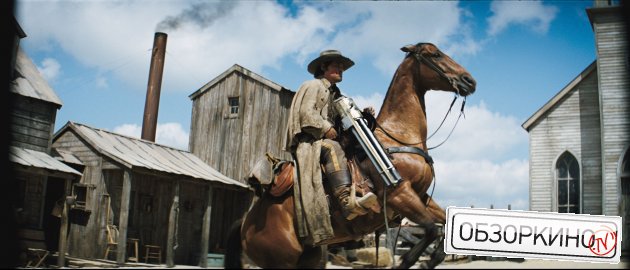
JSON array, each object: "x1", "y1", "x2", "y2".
[{"x1": 285, "y1": 50, "x2": 378, "y2": 245}]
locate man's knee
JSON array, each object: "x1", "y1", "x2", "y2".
[{"x1": 321, "y1": 139, "x2": 346, "y2": 173}]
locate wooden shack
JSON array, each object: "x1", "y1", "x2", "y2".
[
  {"x1": 188, "y1": 64, "x2": 295, "y2": 251},
  {"x1": 52, "y1": 121, "x2": 248, "y2": 266},
  {"x1": 9, "y1": 26, "x2": 83, "y2": 267},
  {"x1": 522, "y1": 2, "x2": 629, "y2": 252}
]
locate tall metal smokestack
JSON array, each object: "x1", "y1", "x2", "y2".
[{"x1": 141, "y1": 32, "x2": 167, "y2": 142}]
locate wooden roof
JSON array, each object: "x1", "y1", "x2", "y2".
[
  {"x1": 52, "y1": 148, "x2": 84, "y2": 166},
  {"x1": 10, "y1": 47, "x2": 63, "y2": 107},
  {"x1": 9, "y1": 146, "x2": 82, "y2": 179},
  {"x1": 189, "y1": 63, "x2": 292, "y2": 100},
  {"x1": 522, "y1": 61, "x2": 597, "y2": 131},
  {"x1": 54, "y1": 122, "x2": 248, "y2": 189}
]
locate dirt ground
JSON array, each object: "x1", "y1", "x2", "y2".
[
  {"x1": 435, "y1": 258, "x2": 628, "y2": 269},
  {"x1": 56, "y1": 253, "x2": 629, "y2": 269},
  {"x1": 325, "y1": 256, "x2": 629, "y2": 269}
]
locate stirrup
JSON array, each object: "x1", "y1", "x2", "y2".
[
  {"x1": 344, "y1": 185, "x2": 377, "y2": 221},
  {"x1": 356, "y1": 192, "x2": 378, "y2": 209}
]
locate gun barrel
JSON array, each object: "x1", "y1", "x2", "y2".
[{"x1": 334, "y1": 96, "x2": 402, "y2": 187}]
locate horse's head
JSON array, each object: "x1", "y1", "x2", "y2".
[{"x1": 401, "y1": 43, "x2": 476, "y2": 96}]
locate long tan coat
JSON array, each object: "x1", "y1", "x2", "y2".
[{"x1": 285, "y1": 78, "x2": 337, "y2": 245}]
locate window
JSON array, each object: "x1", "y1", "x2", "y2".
[
  {"x1": 72, "y1": 183, "x2": 95, "y2": 212},
  {"x1": 228, "y1": 97, "x2": 239, "y2": 115},
  {"x1": 556, "y1": 152, "x2": 580, "y2": 214}
]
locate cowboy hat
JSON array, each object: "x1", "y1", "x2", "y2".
[{"x1": 307, "y1": 50, "x2": 355, "y2": 74}]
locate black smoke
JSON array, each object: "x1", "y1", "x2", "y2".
[{"x1": 156, "y1": 1, "x2": 237, "y2": 32}]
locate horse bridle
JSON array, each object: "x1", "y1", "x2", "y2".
[{"x1": 411, "y1": 45, "x2": 465, "y2": 96}]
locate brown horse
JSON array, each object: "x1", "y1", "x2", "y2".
[{"x1": 225, "y1": 42, "x2": 476, "y2": 269}]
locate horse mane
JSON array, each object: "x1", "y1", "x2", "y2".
[{"x1": 379, "y1": 44, "x2": 428, "y2": 116}]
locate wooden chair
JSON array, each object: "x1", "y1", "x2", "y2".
[
  {"x1": 18, "y1": 229, "x2": 50, "y2": 268},
  {"x1": 104, "y1": 225, "x2": 119, "y2": 260},
  {"x1": 144, "y1": 245, "x2": 162, "y2": 264},
  {"x1": 127, "y1": 238, "x2": 140, "y2": 263}
]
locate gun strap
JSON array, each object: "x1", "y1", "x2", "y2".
[{"x1": 386, "y1": 146, "x2": 434, "y2": 165}]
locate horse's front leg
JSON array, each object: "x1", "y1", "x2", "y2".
[
  {"x1": 383, "y1": 181, "x2": 440, "y2": 269},
  {"x1": 419, "y1": 195, "x2": 447, "y2": 269}
]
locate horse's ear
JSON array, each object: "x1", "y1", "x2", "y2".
[{"x1": 401, "y1": 44, "x2": 416, "y2": 53}]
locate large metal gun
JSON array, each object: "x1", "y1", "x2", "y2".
[{"x1": 333, "y1": 96, "x2": 402, "y2": 187}]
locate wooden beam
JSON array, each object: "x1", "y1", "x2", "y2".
[
  {"x1": 116, "y1": 169, "x2": 132, "y2": 264},
  {"x1": 198, "y1": 185, "x2": 214, "y2": 267},
  {"x1": 166, "y1": 181, "x2": 180, "y2": 267},
  {"x1": 57, "y1": 178, "x2": 72, "y2": 267}
]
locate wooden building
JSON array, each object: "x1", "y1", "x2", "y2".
[
  {"x1": 52, "y1": 121, "x2": 248, "y2": 266},
  {"x1": 188, "y1": 64, "x2": 295, "y2": 243},
  {"x1": 9, "y1": 22, "x2": 82, "y2": 267},
  {"x1": 522, "y1": 2, "x2": 628, "y2": 252}
]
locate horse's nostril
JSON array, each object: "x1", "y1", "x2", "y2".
[
  {"x1": 462, "y1": 74, "x2": 476, "y2": 87},
  {"x1": 462, "y1": 74, "x2": 477, "y2": 86}
]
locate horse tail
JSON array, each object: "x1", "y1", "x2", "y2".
[{"x1": 224, "y1": 218, "x2": 243, "y2": 269}]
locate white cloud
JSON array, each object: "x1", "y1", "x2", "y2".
[
  {"x1": 16, "y1": 1, "x2": 482, "y2": 93},
  {"x1": 37, "y1": 58, "x2": 61, "y2": 81},
  {"x1": 112, "y1": 123, "x2": 142, "y2": 138},
  {"x1": 487, "y1": 0, "x2": 558, "y2": 36},
  {"x1": 155, "y1": 123, "x2": 189, "y2": 151},
  {"x1": 95, "y1": 75, "x2": 108, "y2": 88},
  {"x1": 323, "y1": 1, "x2": 481, "y2": 77},
  {"x1": 433, "y1": 158, "x2": 529, "y2": 210},
  {"x1": 424, "y1": 92, "x2": 528, "y2": 162},
  {"x1": 352, "y1": 92, "x2": 384, "y2": 115},
  {"x1": 113, "y1": 122, "x2": 189, "y2": 150},
  {"x1": 16, "y1": 1, "x2": 338, "y2": 94}
]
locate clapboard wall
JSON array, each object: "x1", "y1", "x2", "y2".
[
  {"x1": 189, "y1": 64, "x2": 294, "y2": 184},
  {"x1": 53, "y1": 126, "x2": 221, "y2": 264},
  {"x1": 589, "y1": 5, "x2": 630, "y2": 216},
  {"x1": 11, "y1": 95, "x2": 57, "y2": 153},
  {"x1": 527, "y1": 65, "x2": 602, "y2": 214},
  {"x1": 52, "y1": 129, "x2": 108, "y2": 259}
]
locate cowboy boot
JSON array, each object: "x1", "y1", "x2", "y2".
[{"x1": 328, "y1": 170, "x2": 378, "y2": 220}]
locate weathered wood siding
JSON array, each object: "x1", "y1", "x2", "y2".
[
  {"x1": 190, "y1": 70, "x2": 294, "y2": 184},
  {"x1": 52, "y1": 129, "x2": 107, "y2": 258},
  {"x1": 15, "y1": 171, "x2": 46, "y2": 229},
  {"x1": 11, "y1": 95, "x2": 57, "y2": 153},
  {"x1": 53, "y1": 128, "x2": 217, "y2": 264},
  {"x1": 591, "y1": 7, "x2": 630, "y2": 216},
  {"x1": 189, "y1": 67, "x2": 294, "y2": 254},
  {"x1": 578, "y1": 71, "x2": 604, "y2": 215},
  {"x1": 528, "y1": 70, "x2": 602, "y2": 214}
]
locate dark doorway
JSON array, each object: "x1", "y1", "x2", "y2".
[{"x1": 43, "y1": 177, "x2": 65, "y2": 252}]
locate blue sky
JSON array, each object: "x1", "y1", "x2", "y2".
[{"x1": 15, "y1": 0, "x2": 600, "y2": 211}]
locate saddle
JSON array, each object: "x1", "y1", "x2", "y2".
[
  {"x1": 248, "y1": 152, "x2": 379, "y2": 213},
  {"x1": 248, "y1": 153, "x2": 294, "y2": 197}
]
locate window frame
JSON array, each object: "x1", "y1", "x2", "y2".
[
  {"x1": 72, "y1": 183, "x2": 95, "y2": 212},
  {"x1": 554, "y1": 151, "x2": 581, "y2": 214},
  {"x1": 226, "y1": 96, "x2": 240, "y2": 118}
]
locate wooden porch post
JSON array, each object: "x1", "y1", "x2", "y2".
[
  {"x1": 166, "y1": 181, "x2": 180, "y2": 267},
  {"x1": 116, "y1": 169, "x2": 132, "y2": 264},
  {"x1": 198, "y1": 185, "x2": 214, "y2": 267},
  {"x1": 57, "y1": 177, "x2": 72, "y2": 267}
]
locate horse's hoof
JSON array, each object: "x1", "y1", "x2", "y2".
[
  {"x1": 418, "y1": 261, "x2": 430, "y2": 269},
  {"x1": 396, "y1": 259, "x2": 413, "y2": 269}
]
